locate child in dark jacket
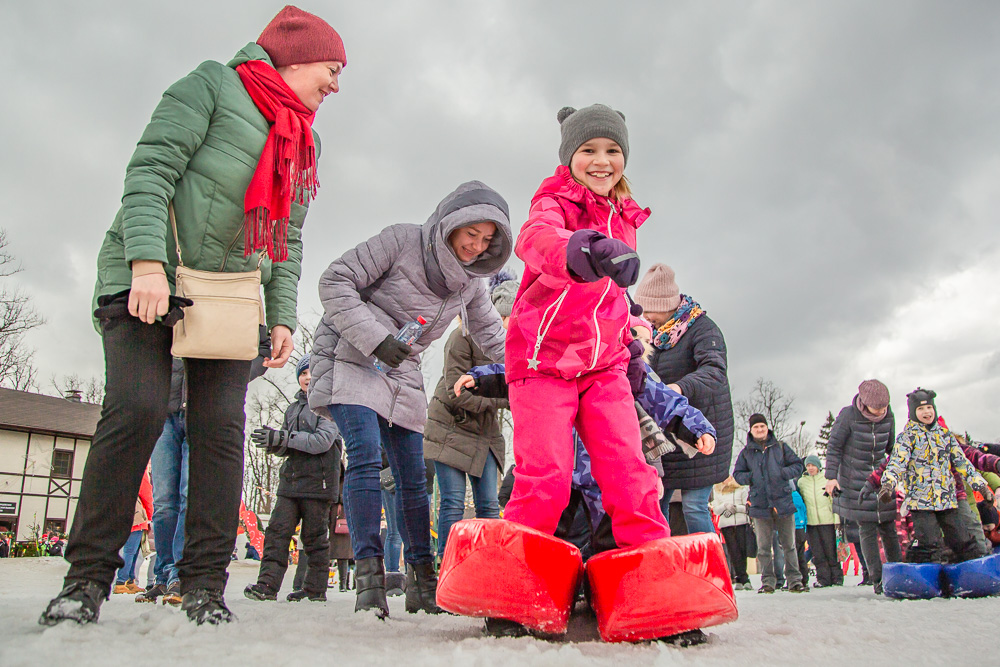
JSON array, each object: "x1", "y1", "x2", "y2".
[
  {"x1": 732, "y1": 414, "x2": 807, "y2": 593},
  {"x1": 244, "y1": 355, "x2": 343, "y2": 602}
]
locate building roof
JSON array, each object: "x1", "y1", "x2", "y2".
[{"x1": 0, "y1": 388, "x2": 101, "y2": 439}]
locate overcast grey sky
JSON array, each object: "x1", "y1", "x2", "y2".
[{"x1": 2, "y1": 1, "x2": 999, "y2": 441}]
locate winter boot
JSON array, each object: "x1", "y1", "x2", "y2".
[
  {"x1": 39, "y1": 580, "x2": 108, "y2": 626},
  {"x1": 161, "y1": 580, "x2": 182, "y2": 606},
  {"x1": 338, "y1": 560, "x2": 350, "y2": 592},
  {"x1": 405, "y1": 561, "x2": 443, "y2": 614},
  {"x1": 385, "y1": 571, "x2": 406, "y2": 597},
  {"x1": 286, "y1": 589, "x2": 327, "y2": 602},
  {"x1": 484, "y1": 617, "x2": 530, "y2": 638},
  {"x1": 135, "y1": 583, "x2": 167, "y2": 603},
  {"x1": 181, "y1": 588, "x2": 235, "y2": 625},
  {"x1": 354, "y1": 557, "x2": 389, "y2": 619},
  {"x1": 243, "y1": 582, "x2": 278, "y2": 601},
  {"x1": 659, "y1": 628, "x2": 708, "y2": 647}
]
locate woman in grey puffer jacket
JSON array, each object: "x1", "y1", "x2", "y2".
[{"x1": 310, "y1": 181, "x2": 511, "y2": 618}]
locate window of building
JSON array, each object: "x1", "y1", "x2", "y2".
[{"x1": 51, "y1": 449, "x2": 74, "y2": 478}]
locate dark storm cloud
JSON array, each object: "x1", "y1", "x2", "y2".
[{"x1": 2, "y1": 1, "x2": 998, "y2": 436}]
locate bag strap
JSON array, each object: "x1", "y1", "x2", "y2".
[{"x1": 169, "y1": 202, "x2": 266, "y2": 270}]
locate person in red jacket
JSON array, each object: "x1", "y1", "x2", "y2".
[
  {"x1": 114, "y1": 466, "x2": 153, "y2": 594},
  {"x1": 502, "y1": 104, "x2": 668, "y2": 547}
]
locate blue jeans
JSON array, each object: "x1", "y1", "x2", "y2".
[
  {"x1": 381, "y1": 489, "x2": 402, "y2": 572},
  {"x1": 659, "y1": 486, "x2": 714, "y2": 535},
  {"x1": 150, "y1": 412, "x2": 189, "y2": 586},
  {"x1": 434, "y1": 455, "x2": 500, "y2": 558},
  {"x1": 329, "y1": 405, "x2": 432, "y2": 563},
  {"x1": 116, "y1": 529, "x2": 143, "y2": 584}
]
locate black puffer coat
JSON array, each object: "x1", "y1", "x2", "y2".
[
  {"x1": 276, "y1": 391, "x2": 342, "y2": 500},
  {"x1": 824, "y1": 398, "x2": 896, "y2": 523},
  {"x1": 732, "y1": 431, "x2": 804, "y2": 518},
  {"x1": 649, "y1": 314, "x2": 734, "y2": 489}
]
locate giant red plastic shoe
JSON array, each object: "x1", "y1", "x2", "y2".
[
  {"x1": 436, "y1": 519, "x2": 583, "y2": 635},
  {"x1": 586, "y1": 533, "x2": 738, "y2": 643}
]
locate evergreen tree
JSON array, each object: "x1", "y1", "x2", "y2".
[{"x1": 814, "y1": 411, "x2": 835, "y2": 463}]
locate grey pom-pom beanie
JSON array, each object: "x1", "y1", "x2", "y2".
[{"x1": 557, "y1": 104, "x2": 629, "y2": 167}]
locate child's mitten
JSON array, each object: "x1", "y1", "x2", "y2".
[
  {"x1": 566, "y1": 230, "x2": 640, "y2": 287},
  {"x1": 626, "y1": 339, "x2": 647, "y2": 398},
  {"x1": 878, "y1": 478, "x2": 896, "y2": 504}
]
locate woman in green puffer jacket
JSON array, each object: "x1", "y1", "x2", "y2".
[
  {"x1": 798, "y1": 455, "x2": 842, "y2": 587},
  {"x1": 41, "y1": 6, "x2": 346, "y2": 628}
]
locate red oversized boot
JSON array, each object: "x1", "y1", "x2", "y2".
[
  {"x1": 586, "y1": 532, "x2": 738, "y2": 643},
  {"x1": 436, "y1": 519, "x2": 583, "y2": 635}
]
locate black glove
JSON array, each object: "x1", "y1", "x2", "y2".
[
  {"x1": 373, "y1": 335, "x2": 412, "y2": 369},
  {"x1": 250, "y1": 427, "x2": 289, "y2": 456},
  {"x1": 878, "y1": 478, "x2": 896, "y2": 504},
  {"x1": 858, "y1": 480, "x2": 875, "y2": 501},
  {"x1": 468, "y1": 374, "x2": 509, "y2": 400},
  {"x1": 566, "y1": 230, "x2": 640, "y2": 288}
]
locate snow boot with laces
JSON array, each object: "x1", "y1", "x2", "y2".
[
  {"x1": 181, "y1": 588, "x2": 235, "y2": 625},
  {"x1": 39, "y1": 580, "x2": 108, "y2": 626},
  {"x1": 243, "y1": 582, "x2": 278, "y2": 601},
  {"x1": 135, "y1": 583, "x2": 167, "y2": 603}
]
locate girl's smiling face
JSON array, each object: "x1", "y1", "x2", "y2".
[
  {"x1": 570, "y1": 138, "x2": 625, "y2": 197},
  {"x1": 449, "y1": 221, "x2": 496, "y2": 263}
]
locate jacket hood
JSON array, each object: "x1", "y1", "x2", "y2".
[
  {"x1": 533, "y1": 166, "x2": 651, "y2": 229},
  {"x1": 420, "y1": 181, "x2": 513, "y2": 296},
  {"x1": 226, "y1": 42, "x2": 273, "y2": 69}
]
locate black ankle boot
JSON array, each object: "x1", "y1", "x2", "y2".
[
  {"x1": 39, "y1": 580, "x2": 108, "y2": 626},
  {"x1": 354, "y1": 557, "x2": 389, "y2": 618},
  {"x1": 404, "y1": 561, "x2": 443, "y2": 614}
]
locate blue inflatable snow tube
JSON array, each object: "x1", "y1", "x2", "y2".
[
  {"x1": 943, "y1": 553, "x2": 1000, "y2": 598},
  {"x1": 882, "y1": 562, "x2": 943, "y2": 600}
]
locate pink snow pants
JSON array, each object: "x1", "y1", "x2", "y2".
[{"x1": 503, "y1": 369, "x2": 670, "y2": 548}]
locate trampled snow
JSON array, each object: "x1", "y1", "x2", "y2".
[{"x1": 0, "y1": 557, "x2": 989, "y2": 666}]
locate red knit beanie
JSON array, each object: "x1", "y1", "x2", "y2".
[{"x1": 257, "y1": 5, "x2": 347, "y2": 68}]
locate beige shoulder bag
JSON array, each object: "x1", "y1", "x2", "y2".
[{"x1": 169, "y1": 203, "x2": 265, "y2": 360}]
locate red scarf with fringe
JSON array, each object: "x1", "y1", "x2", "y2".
[{"x1": 236, "y1": 60, "x2": 318, "y2": 262}]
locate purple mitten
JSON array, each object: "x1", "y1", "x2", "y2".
[
  {"x1": 626, "y1": 338, "x2": 647, "y2": 398},
  {"x1": 565, "y1": 230, "x2": 640, "y2": 287},
  {"x1": 566, "y1": 229, "x2": 604, "y2": 282}
]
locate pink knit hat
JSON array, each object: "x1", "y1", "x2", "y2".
[
  {"x1": 858, "y1": 379, "x2": 890, "y2": 411},
  {"x1": 629, "y1": 314, "x2": 654, "y2": 341},
  {"x1": 634, "y1": 263, "x2": 681, "y2": 312},
  {"x1": 257, "y1": 5, "x2": 347, "y2": 68}
]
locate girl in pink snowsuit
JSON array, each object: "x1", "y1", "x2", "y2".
[{"x1": 504, "y1": 104, "x2": 670, "y2": 547}]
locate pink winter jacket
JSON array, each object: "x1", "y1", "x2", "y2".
[{"x1": 506, "y1": 166, "x2": 650, "y2": 382}]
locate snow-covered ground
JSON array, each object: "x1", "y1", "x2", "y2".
[{"x1": 0, "y1": 557, "x2": 989, "y2": 666}]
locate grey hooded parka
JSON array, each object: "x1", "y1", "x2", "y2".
[{"x1": 309, "y1": 181, "x2": 512, "y2": 433}]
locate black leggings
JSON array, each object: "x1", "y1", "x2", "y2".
[{"x1": 64, "y1": 300, "x2": 250, "y2": 592}]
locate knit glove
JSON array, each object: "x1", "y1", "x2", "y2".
[
  {"x1": 625, "y1": 339, "x2": 647, "y2": 399},
  {"x1": 971, "y1": 480, "x2": 995, "y2": 503},
  {"x1": 721, "y1": 503, "x2": 736, "y2": 518},
  {"x1": 250, "y1": 427, "x2": 289, "y2": 456},
  {"x1": 566, "y1": 229, "x2": 640, "y2": 288},
  {"x1": 464, "y1": 373, "x2": 508, "y2": 400},
  {"x1": 373, "y1": 335, "x2": 412, "y2": 369},
  {"x1": 878, "y1": 478, "x2": 896, "y2": 504}
]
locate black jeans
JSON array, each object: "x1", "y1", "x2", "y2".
[
  {"x1": 808, "y1": 524, "x2": 843, "y2": 586},
  {"x1": 258, "y1": 495, "x2": 331, "y2": 595},
  {"x1": 64, "y1": 307, "x2": 250, "y2": 593},
  {"x1": 908, "y1": 508, "x2": 979, "y2": 563},
  {"x1": 794, "y1": 527, "x2": 809, "y2": 585},
  {"x1": 720, "y1": 524, "x2": 750, "y2": 584},
  {"x1": 858, "y1": 519, "x2": 902, "y2": 585}
]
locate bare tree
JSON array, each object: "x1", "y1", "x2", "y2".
[
  {"x1": 0, "y1": 229, "x2": 44, "y2": 391},
  {"x1": 734, "y1": 377, "x2": 797, "y2": 442},
  {"x1": 52, "y1": 374, "x2": 105, "y2": 404},
  {"x1": 242, "y1": 315, "x2": 317, "y2": 515}
]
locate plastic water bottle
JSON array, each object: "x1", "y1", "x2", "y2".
[{"x1": 374, "y1": 316, "x2": 427, "y2": 372}]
